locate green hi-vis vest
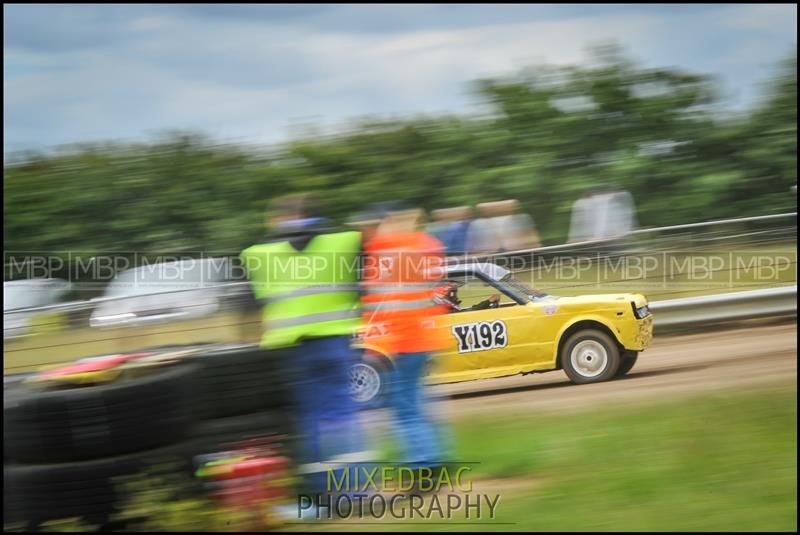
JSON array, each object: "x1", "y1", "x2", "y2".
[{"x1": 240, "y1": 231, "x2": 362, "y2": 349}]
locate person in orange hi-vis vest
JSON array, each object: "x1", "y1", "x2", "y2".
[{"x1": 361, "y1": 209, "x2": 450, "y2": 472}]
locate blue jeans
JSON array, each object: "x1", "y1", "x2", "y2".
[
  {"x1": 387, "y1": 351, "x2": 445, "y2": 464},
  {"x1": 285, "y1": 336, "x2": 365, "y2": 494}
]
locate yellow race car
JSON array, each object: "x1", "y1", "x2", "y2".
[{"x1": 350, "y1": 261, "x2": 653, "y2": 406}]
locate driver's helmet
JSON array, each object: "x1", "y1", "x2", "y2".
[{"x1": 433, "y1": 282, "x2": 462, "y2": 308}]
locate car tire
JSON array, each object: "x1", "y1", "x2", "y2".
[
  {"x1": 561, "y1": 329, "x2": 621, "y2": 384},
  {"x1": 616, "y1": 351, "x2": 638, "y2": 377},
  {"x1": 349, "y1": 352, "x2": 392, "y2": 410},
  {"x1": 3, "y1": 362, "x2": 197, "y2": 464},
  {"x1": 191, "y1": 345, "x2": 291, "y2": 420}
]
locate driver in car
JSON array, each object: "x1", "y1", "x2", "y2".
[{"x1": 433, "y1": 282, "x2": 500, "y2": 313}]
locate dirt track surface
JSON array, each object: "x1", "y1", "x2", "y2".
[{"x1": 426, "y1": 322, "x2": 797, "y2": 417}]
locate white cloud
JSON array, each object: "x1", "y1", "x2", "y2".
[
  {"x1": 718, "y1": 3, "x2": 798, "y2": 32},
  {"x1": 3, "y1": 4, "x2": 797, "y2": 153}
]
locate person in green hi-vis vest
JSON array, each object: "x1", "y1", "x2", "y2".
[{"x1": 240, "y1": 194, "x2": 371, "y2": 516}]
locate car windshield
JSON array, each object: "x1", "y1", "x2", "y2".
[{"x1": 500, "y1": 273, "x2": 549, "y2": 302}]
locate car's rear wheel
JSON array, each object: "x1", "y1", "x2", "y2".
[
  {"x1": 561, "y1": 329, "x2": 621, "y2": 384},
  {"x1": 348, "y1": 352, "x2": 391, "y2": 410},
  {"x1": 616, "y1": 351, "x2": 638, "y2": 377}
]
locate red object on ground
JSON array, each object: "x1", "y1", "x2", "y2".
[
  {"x1": 210, "y1": 455, "x2": 290, "y2": 507},
  {"x1": 199, "y1": 436, "x2": 292, "y2": 521},
  {"x1": 38, "y1": 352, "x2": 153, "y2": 379}
]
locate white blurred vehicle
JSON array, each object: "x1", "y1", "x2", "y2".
[
  {"x1": 90, "y1": 258, "x2": 246, "y2": 328},
  {"x1": 5, "y1": 259, "x2": 259, "y2": 374}
]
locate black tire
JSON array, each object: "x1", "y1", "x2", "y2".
[
  {"x1": 561, "y1": 329, "x2": 621, "y2": 384},
  {"x1": 191, "y1": 345, "x2": 291, "y2": 420},
  {"x1": 349, "y1": 352, "x2": 392, "y2": 410},
  {"x1": 616, "y1": 351, "x2": 639, "y2": 377},
  {"x1": 3, "y1": 443, "x2": 191, "y2": 529},
  {"x1": 3, "y1": 362, "x2": 198, "y2": 464}
]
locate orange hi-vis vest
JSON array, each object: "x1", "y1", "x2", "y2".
[{"x1": 361, "y1": 231, "x2": 449, "y2": 354}]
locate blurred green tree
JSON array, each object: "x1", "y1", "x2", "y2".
[{"x1": 3, "y1": 47, "x2": 796, "y2": 261}]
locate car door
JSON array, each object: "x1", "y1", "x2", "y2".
[{"x1": 427, "y1": 275, "x2": 538, "y2": 383}]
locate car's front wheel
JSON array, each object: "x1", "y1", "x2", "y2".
[
  {"x1": 348, "y1": 352, "x2": 391, "y2": 410},
  {"x1": 561, "y1": 329, "x2": 621, "y2": 384}
]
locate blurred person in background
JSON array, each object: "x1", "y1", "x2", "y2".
[
  {"x1": 240, "y1": 193, "x2": 369, "y2": 515},
  {"x1": 346, "y1": 201, "x2": 408, "y2": 244},
  {"x1": 428, "y1": 206, "x2": 472, "y2": 257},
  {"x1": 447, "y1": 206, "x2": 473, "y2": 257},
  {"x1": 568, "y1": 188, "x2": 638, "y2": 243},
  {"x1": 465, "y1": 207, "x2": 502, "y2": 257},
  {"x1": 426, "y1": 208, "x2": 451, "y2": 245},
  {"x1": 477, "y1": 199, "x2": 542, "y2": 252},
  {"x1": 361, "y1": 209, "x2": 452, "y2": 479},
  {"x1": 567, "y1": 188, "x2": 598, "y2": 243}
]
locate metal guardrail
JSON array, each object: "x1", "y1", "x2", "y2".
[
  {"x1": 3, "y1": 213, "x2": 796, "y2": 326},
  {"x1": 3, "y1": 283, "x2": 795, "y2": 333},
  {"x1": 3, "y1": 299, "x2": 97, "y2": 316},
  {"x1": 520, "y1": 212, "x2": 797, "y2": 257},
  {"x1": 627, "y1": 212, "x2": 797, "y2": 235},
  {"x1": 649, "y1": 285, "x2": 797, "y2": 328}
]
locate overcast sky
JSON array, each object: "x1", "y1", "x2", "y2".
[{"x1": 3, "y1": 4, "x2": 797, "y2": 154}]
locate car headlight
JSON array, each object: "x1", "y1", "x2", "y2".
[{"x1": 631, "y1": 303, "x2": 650, "y2": 319}]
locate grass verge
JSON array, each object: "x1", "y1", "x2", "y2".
[{"x1": 287, "y1": 383, "x2": 797, "y2": 532}]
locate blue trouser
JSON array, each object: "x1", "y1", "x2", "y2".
[
  {"x1": 387, "y1": 351, "x2": 445, "y2": 464},
  {"x1": 285, "y1": 335, "x2": 365, "y2": 495}
]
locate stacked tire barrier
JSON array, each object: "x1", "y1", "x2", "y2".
[
  {"x1": 3, "y1": 345, "x2": 291, "y2": 530},
  {"x1": 3, "y1": 362, "x2": 198, "y2": 530}
]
